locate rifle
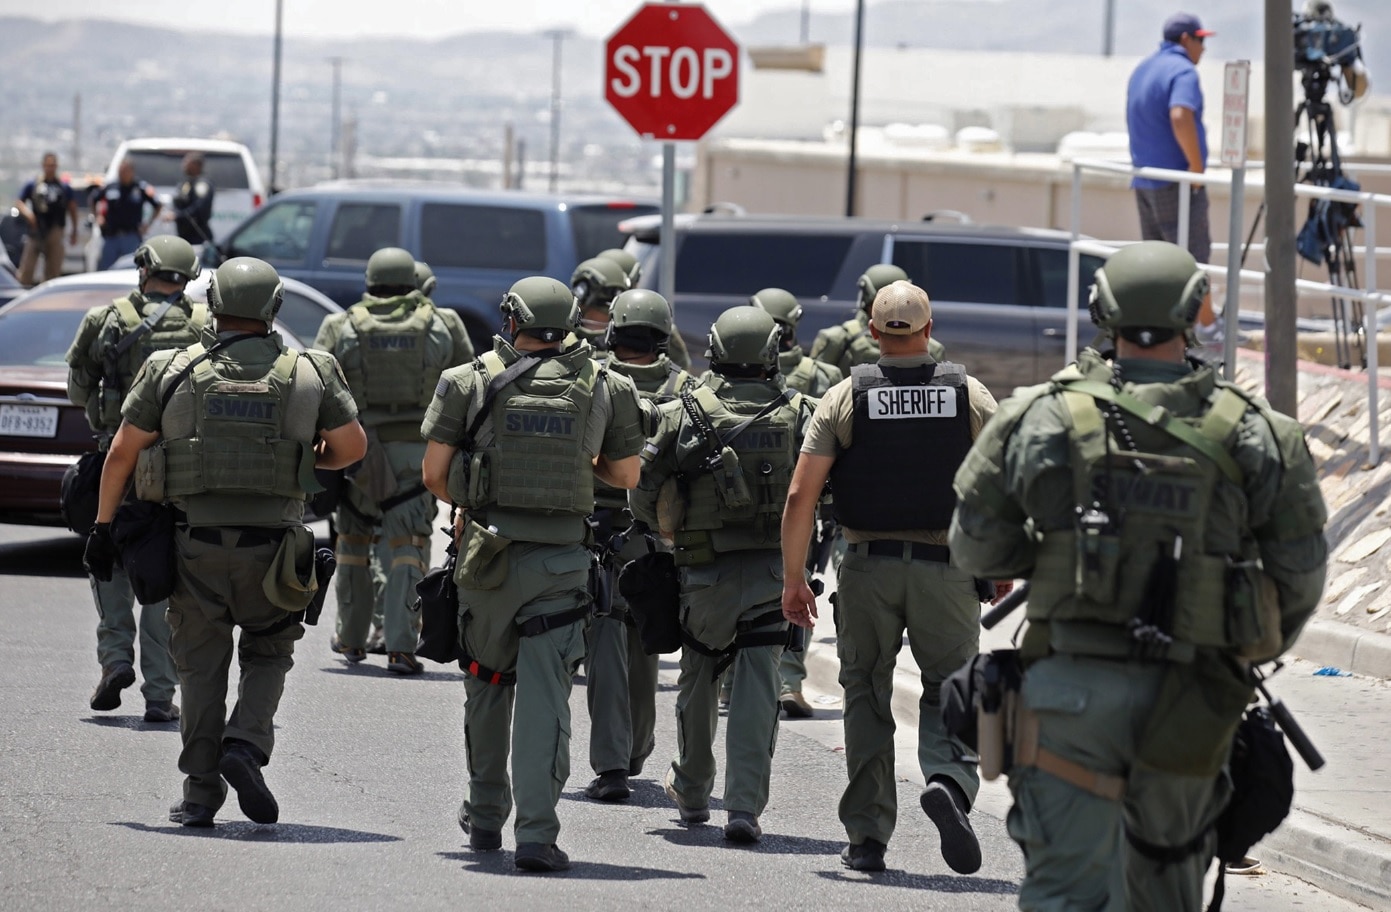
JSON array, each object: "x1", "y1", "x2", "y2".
[{"x1": 981, "y1": 580, "x2": 1031, "y2": 630}]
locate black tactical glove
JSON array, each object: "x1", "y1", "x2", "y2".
[{"x1": 84, "y1": 522, "x2": 117, "y2": 582}]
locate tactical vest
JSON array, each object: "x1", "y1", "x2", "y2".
[
  {"x1": 593, "y1": 355, "x2": 693, "y2": 511},
  {"x1": 779, "y1": 347, "x2": 838, "y2": 397},
  {"x1": 30, "y1": 178, "x2": 67, "y2": 230},
  {"x1": 446, "y1": 345, "x2": 601, "y2": 544},
  {"x1": 96, "y1": 295, "x2": 211, "y2": 431},
  {"x1": 336, "y1": 296, "x2": 453, "y2": 427},
  {"x1": 673, "y1": 381, "x2": 804, "y2": 559},
  {"x1": 1026, "y1": 370, "x2": 1268, "y2": 655},
  {"x1": 158, "y1": 342, "x2": 322, "y2": 527},
  {"x1": 830, "y1": 361, "x2": 971, "y2": 531}
]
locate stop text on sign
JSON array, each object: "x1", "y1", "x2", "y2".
[{"x1": 609, "y1": 45, "x2": 734, "y2": 100}]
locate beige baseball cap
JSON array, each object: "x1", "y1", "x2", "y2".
[{"x1": 870, "y1": 281, "x2": 932, "y2": 335}]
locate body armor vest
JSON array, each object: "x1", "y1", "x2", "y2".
[
  {"x1": 336, "y1": 296, "x2": 454, "y2": 426},
  {"x1": 95, "y1": 294, "x2": 210, "y2": 432},
  {"x1": 779, "y1": 347, "x2": 838, "y2": 397},
  {"x1": 158, "y1": 342, "x2": 321, "y2": 527},
  {"x1": 830, "y1": 361, "x2": 971, "y2": 531},
  {"x1": 594, "y1": 355, "x2": 692, "y2": 510},
  {"x1": 1026, "y1": 364, "x2": 1267, "y2": 655},
  {"x1": 674, "y1": 381, "x2": 804, "y2": 556},
  {"x1": 447, "y1": 345, "x2": 600, "y2": 544}
]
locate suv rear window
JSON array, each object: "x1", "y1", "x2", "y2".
[
  {"x1": 675, "y1": 232, "x2": 856, "y2": 297},
  {"x1": 892, "y1": 240, "x2": 1024, "y2": 306},
  {"x1": 420, "y1": 204, "x2": 547, "y2": 270},
  {"x1": 569, "y1": 203, "x2": 658, "y2": 260},
  {"x1": 325, "y1": 203, "x2": 402, "y2": 263},
  {"x1": 122, "y1": 150, "x2": 251, "y2": 189},
  {"x1": 1038, "y1": 248, "x2": 1106, "y2": 309}
]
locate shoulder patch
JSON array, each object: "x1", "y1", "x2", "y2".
[{"x1": 434, "y1": 376, "x2": 450, "y2": 399}]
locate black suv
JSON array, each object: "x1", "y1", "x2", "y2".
[{"x1": 621, "y1": 213, "x2": 1106, "y2": 394}]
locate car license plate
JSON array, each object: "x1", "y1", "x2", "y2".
[{"x1": 0, "y1": 404, "x2": 60, "y2": 438}]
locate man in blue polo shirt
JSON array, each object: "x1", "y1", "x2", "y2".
[
  {"x1": 95, "y1": 158, "x2": 163, "y2": 270},
  {"x1": 1126, "y1": 12, "x2": 1220, "y2": 343}
]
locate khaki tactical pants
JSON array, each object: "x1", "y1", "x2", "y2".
[
  {"x1": 17, "y1": 226, "x2": 64, "y2": 286},
  {"x1": 458, "y1": 542, "x2": 591, "y2": 845},
  {"x1": 834, "y1": 547, "x2": 981, "y2": 846},
  {"x1": 90, "y1": 566, "x2": 177, "y2": 703},
  {"x1": 166, "y1": 527, "x2": 303, "y2": 811},
  {"x1": 1007, "y1": 654, "x2": 1230, "y2": 912},
  {"x1": 667, "y1": 549, "x2": 787, "y2": 817},
  {"x1": 334, "y1": 440, "x2": 434, "y2": 654}
]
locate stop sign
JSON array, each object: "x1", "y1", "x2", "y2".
[{"x1": 604, "y1": 3, "x2": 741, "y2": 141}]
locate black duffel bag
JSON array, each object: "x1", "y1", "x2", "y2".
[
  {"x1": 617, "y1": 548, "x2": 681, "y2": 655},
  {"x1": 415, "y1": 539, "x2": 462, "y2": 664},
  {"x1": 60, "y1": 450, "x2": 106, "y2": 534},
  {"x1": 109, "y1": 500, "x2": 176, "y2": 604}
]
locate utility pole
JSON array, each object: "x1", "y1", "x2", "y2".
[
  {"x1": 503, "y1": 122, "x2": 515, "y2": 190},
  {"x1": 328, "y1": 57, "x2": 344, "y2": 180},
  {"x1": 72, "y1": 93, "x2": 81, "y2": 173},
  {"x1": 1265, "y1": 0, "x2": 1297, "y2": 415},
  {"x1": 1102, "y1": 0, "x2": 1115, "y2": 57},
  {"x1": 800, "y1": 0, "x2": 811, "y2": 44},
  {"x1": 845, "y1": 0, "x2": 865, "y2": 216},
  {"x1": 269, "y1": 0, "x2": 284, "y2": 194},
  {"x1": 545, "y1": 29, "x2": 573, "y2": 194}
]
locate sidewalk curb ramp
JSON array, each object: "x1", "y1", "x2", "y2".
[{"x1": 800, "y1": 635, "x2": 1391, "y2": 908}]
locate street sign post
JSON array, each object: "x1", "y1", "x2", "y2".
[
  {"x1": 1221, "y1": 60, "x2": 1251, "y2": 381},
  {"x1": 605, "y1": 2, "x2": 741, "y2": 303}
]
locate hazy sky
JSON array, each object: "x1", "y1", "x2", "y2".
[{"x1": 0, "y1": 0, "x2": 856, "y2": 39}]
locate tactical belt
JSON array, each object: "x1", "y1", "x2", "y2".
[
  {"x1": 681, "y1": 608, "x2": 790, "y2": 680},
  {"x1": 853, "y1": 540, "x2": 950, "y2": 564},
  {"x1": 461, "y1": 651, "x2": 517, "y2": 687},
  {"x1": 174, "y1": 510, "x2": 283, "y2": 549},
  {"x1": 1125, "y1": 824, "x2": 1210, "y2": 866},
  {"x1": 518, "y1": 604, "x2": 591, "y2": 638},
  {"x1": 379, "y1": 483, "x2": 428, "y2": 513}
]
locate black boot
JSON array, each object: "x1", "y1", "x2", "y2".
[{"x1": 219, "y1": 740, "x2": 279, "y2": 824}]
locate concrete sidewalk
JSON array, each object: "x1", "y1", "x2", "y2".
[{"x1": 795, "y1": 589, "x2": 1391, "y2": 909}]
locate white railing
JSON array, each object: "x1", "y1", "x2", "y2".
[{"x1": 1066, "y1": 157, "x2": 1391, "y2": 465}]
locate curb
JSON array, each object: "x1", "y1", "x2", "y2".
[
  {"x1": 799, "y1": 634, "x2": 1391, "y2": 908},
  {"x1": 1291, "y1": 619, "x2": 1391, "y2": 679}
]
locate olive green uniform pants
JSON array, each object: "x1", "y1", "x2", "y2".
[
  {"x1": 334, "y1": 440, "x2": 434, "y2": 654},
  {"x1": 90, "y1": 567, "x2": 177, "y2": 703},
  {"x1": 666, "y1": 549, "x2": 787, "y2": 817},
  {"x1": 1007, "y1": 654, "x2": 1230, "y2": 912},
  {"x1": 458, "y1": 542, "x2": 591, "y2": 845},
  {"x1": 835, "y1": 546, "x2": 980, "y2": 846},
  {"x1": 778, "y1": 643, "x2": 806, "y2": 696},
  {"x1": 166, "y1": 527, "x2": 304, "y2": 811},
  {"x1": 585, "y1": 530, "x2": 660, "y2": 777}
]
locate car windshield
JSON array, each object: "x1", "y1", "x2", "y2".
[
  {"x1": 122, "y1": 150, "x2": 251, "y2": 190},
  {"x1": 0, "y1": 291, "x2": 110, "y2": 366},
  {"x1": 569, "y1": 203, "x2": 658, "y2": 260}
]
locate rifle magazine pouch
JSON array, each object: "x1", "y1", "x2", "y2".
[
  {"x1": 262, "y1": 525, "x2": 318, "y2": 613},
  {"x1": 110, "y1": 501, "x2": 176, "y2": 604},
  {"x1": 133, "y1": 445, "x2": 167, "y2": 503},
  {"x1": 1135, "y1": 660, "x2": 1253, "y2": 777},
  {"x1": 60, "y1": 449, "x2": 106, "y2": 533},
  {"x1": 618, "y1": 550, "x2": 681, "y2": 655},
  {"x1": 455, "y1": 517, "x2": 510, "y2": 591},
  {"x1": 713, "y1": 446, "x2": 753, "y2": 511}
]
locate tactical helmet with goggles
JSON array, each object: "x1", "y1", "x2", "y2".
[
  {"x1": 707, "y1": 305, "x2": 782, "y2": 374},
  {"x1": 856, "y1": 264, "x2": 910, "y2": 312},
  {"x1": 365, "y1": 247, "x2": 418, "y2": 291},
  {"x1": 607, "y1": 289, "x2": 674, "y2": 355},
  {"x1": 208, "y1": 257, "x2": 284, "y2": 324},
  {"x1": 1089, "y1": 241, "x2": 1208, "y2": 348},
  {"x1": 134, "y1": 235, "x2": 200, "y2": 283},
  {"x1": 414, "y1": 261, "x2": 437, "y2": 297},
  {"x1": 500, "y1": 276, "x2": 581, "y2": 345}
]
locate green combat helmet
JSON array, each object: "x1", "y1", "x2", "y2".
[
  {"x1": 208, "y1": 257, "x2": 283, "y2": 325},
  {"x1": 414, "y1": 261, "x2": 437, "y2": 297},
  {"x1": 571, "y1": 256, "x2": 630, "y2": 309},
  {"x1": 134, "y1": 235, "x2": 200, "y2": 282},
  {"x1": 598, "y1": 247, "x2": 642, "y2": 286},
  {"x1": 707, "y1": 305, "x2": 782, "y2": 373},
  {"x1": 365, "y1": 247, "x2": 418, "y2": 292},
  {"x1": 608, "y1": 289, "x2": 674, "y2": 354},
  {"x1": 501, "y1": 276, "x2": 580, "y2": 344},
  {"x1": 750, "y1": 287, "x2": 802, "y2": 329},
  {"x1": 1090, "y1": 240, "x2": 1208, "y2": 348},
  {"x1": 857, "y1": 264, "x2": 910, "y2": 312}
]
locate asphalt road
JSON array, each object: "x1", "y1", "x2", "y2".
[{"x1": 0, "y1": 523, "x2": 1364, "y2": 911}]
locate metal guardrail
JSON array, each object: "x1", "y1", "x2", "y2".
[{"x1": 1065, "y1": 157, "x2": 1391, "y2": 465}]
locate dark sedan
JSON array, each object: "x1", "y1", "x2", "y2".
[{"x1": 0, "y1": 273, "x2": 312, "y2": 527}]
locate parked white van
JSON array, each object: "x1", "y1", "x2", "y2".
[{"x1": 102, "y1": 138, "x2": 265, "y2": 244}]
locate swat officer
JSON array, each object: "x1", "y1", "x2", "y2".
[
  {"x1": 314, "y1": 247, "x2": 473, "y2": 675},
  {"x1": 809, "y1": 264, "x2": 945, "y2": 374},
  {"x1": 172, "y1": 153, "x2": 215, "y2": 245},
  {"x1": 570, "y1": 256, "x2": 630, "y2": 349},
  {"x1": 782, "y1": 281, "x2": 1000, "y2": 874},
  {"x1": 415, "y1": 260, "x2": 439, "y2": 300},
  {"x1": 949, "y1": 241, "x2": 1328, "y2": 910},
  {"x1": 584, "y1": 288, "x2": 695, "y2": 802},
  {"x1": 420, "y1": 277, "x2": 645, "y2": 872},
  {"x1": 84, "y1": 256, "x2": 365, "y2": 827},
  {"x1": 633, "y1": 306, "x2": 815, "y2": 845},
  {"x1": 66, "y1": 235, "x2": 214, "y2": 722},
  {"x1": 749, "y1": 286, "x2": 842, "y2": 719},
  {"x1": 596, "y1": 248, "x2": 690, "y2": 369}
]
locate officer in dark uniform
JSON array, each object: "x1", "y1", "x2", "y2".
[
  {"x1": 96, "y1": 158, "x2": 162, "y2": 270},
  {"x1": 173, "y1": 153, "x2": 215, "y2": 245}
]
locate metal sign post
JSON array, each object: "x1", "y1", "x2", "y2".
[
  {"x1": 660, "y1": 144, "x2": 677, "y2": 303},
  {"x1": 1220, "y1": 60, "x2": 1251, "y2": 381}
]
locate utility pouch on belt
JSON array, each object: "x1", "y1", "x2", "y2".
[
  {"x1": 618, "y1": 544, "x2": 681, "y2": 655},
  {"x1": 1227, "y1": 562, "x2": 1283, "y2": 662},
  {"x1": 261, "y1": 525, "x2": 318, "y2": 612},
  {"x1": 416, "y1": 536, "x2": 461, "y2": 664},
  {"x1": 941, "y1": 650, "x2": 1023, "y2": 777},
  {"x1": 1135, "y1": 658, "x2": 1254, "y2": 777},
  {"x1": 134, "y1": 445, "x2": 166, "y2": 503},
  {"x1": 454, "y1": 517, "x2": 511, "y2": 591}
]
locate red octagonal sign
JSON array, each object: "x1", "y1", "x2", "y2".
[{"x1": 605, "y1": 3, "x2": 741, "y2": 141}]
